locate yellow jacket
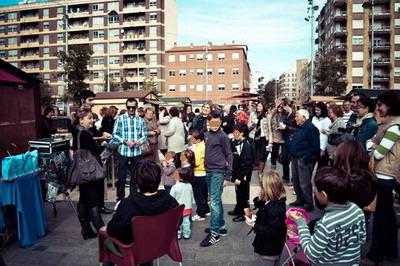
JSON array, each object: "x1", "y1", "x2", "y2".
[{"x1": 193, "y1": 141, "x2": 206, "y2": 176}]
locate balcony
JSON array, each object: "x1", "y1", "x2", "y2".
[
  {"x1": 123, "y1": 48, "x2": 145, "y2": 54},
  {"x1": 69, "y1": 23, "x2": 89, "y2": 31},
  {"x1": 372, "y1": 26, "x2": 390, "y2": 35},
  {"x1": 123, "y1": 61, "x2": 147, "y2": 68},
  {"x1": 68, "y1": 37, "x2": 89, "y2": 44},
  {"x1": 68, "y1": 6, "x2": 90, "y2": 18},
  {"x1": 335, "y1": 44, "x2": 347, "y2": 51},
  {"x1": 21, "y1": 53, "x2": 39, "y2": 60},
  {"x1": 123, "y1": 3, "x2": 146, "y2": 13},
  {"x1": 333, "y1": 0, "x2": 347, "y2": 7},
  {"x1": 22, "y1": 65, "x2": 40, "y2": 72},
  {"x1": 373, "y1": 43, "x2": 390, "y2": 50},
  {"x1": 373, "y1": 74, "x2": 390, "y2": 82},
  {"x1": 334, "y1": 27, "x2": 347, "y2": 37},
  {"x1": 19, "y1": 15, "x2": 39, "y2": 23},
  {"x1": 123, "y1": 18, "x2": 146, "y2": 27},
  {"x1": 20, "y1": 40, "x2": 39, "y2": 48},
  {"x1": 333, "y1": 11, "x2": 346, "y2": 21},
  {"x1": 20, "y1": 27, "x2": 39, "y2": 34},
  {"x1": 123, "y1": 33, "x2": 145, "y2": 40},
  {"x1": 126, "y1": 76, "x2": 145, "y2": 83},
  {"x1": 373, "y1": 58, "x2": 390, "y2": 66},
  {"x1": 373, "y1": 10, "x2": 390, "y2": 19}
]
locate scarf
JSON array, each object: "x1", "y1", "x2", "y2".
[{"x1": 353, "y1": 113, "x2": 374, "y2": 128}]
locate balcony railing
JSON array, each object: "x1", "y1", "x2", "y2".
[
  {"x1": 373, "y1": 43, "x2": 390, "y2": 49},
  {"x1": 123, "y1": 19, "x2": 146, "y2": 26},
  {"x1": 372, "y1": 26, "x2": 390, "y2": 32},
  {"x1": 19, "y1": 15, "x2": 39, "y2": 22}
]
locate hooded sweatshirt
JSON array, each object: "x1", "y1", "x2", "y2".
[
  {"x1": 107, "y1": 190, "x2": 179, "y2": 244},
  {"x1": 205, "y1": 129, "x2": 233, "y2": 180}
]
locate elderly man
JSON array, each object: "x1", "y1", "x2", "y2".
[{"x1": 288, "y1": 109, "x2": 320, "y2": 212}]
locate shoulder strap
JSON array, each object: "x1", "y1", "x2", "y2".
[{"x1": 77, "y1": 130, "x2": 82, "y2": 150}]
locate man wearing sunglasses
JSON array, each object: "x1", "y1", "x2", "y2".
[{"x1": 113, "y1": 98, "x2": 147, "y2": 202}]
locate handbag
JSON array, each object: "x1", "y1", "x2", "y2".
[
  {"x1": 67, "y1": 130, "x2": 104, "y2": 185},
  {"x1": 140, "y1": 142, "x2": 152, "y2": 156}
]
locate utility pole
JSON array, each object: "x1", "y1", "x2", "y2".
[
  {"x1": 204, "y1": 41, "x2": 211, "y2": 101},
  {"x1": 371, "y1": 0, "x2": 375, "y2": 89},
  {"x1": 64, "y1": 1, "x2": 69, "y2": 96},
  {"x1": 305, "y1": 0, "x2": 319, "y2": 97}
]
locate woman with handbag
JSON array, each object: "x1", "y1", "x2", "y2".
[
  {"x1": 326, "y1": 105, "x2": 346, "y2": 163},
  {"x1": 142, "y1": 106, "x2": 160, "y2": 163},
  {"x1": 73, "y1": 108, "x2": 106, "y2": 240},
  {"x1": 164, "y1": 107, "x2": 186, "y2": 169}
]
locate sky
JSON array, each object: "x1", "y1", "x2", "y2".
[{"x1": 1, "y1": 0, "x2": 326, "y2": 79}]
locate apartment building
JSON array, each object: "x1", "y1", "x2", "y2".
[
  {"x1": 278, "y1": 70, "x2": 297, "y2": 99},
  {"x1": 315, "y1": 0, "x2": 400, "y2": 91},
  {"x1": 0, "y1": 0, "x2": 177, "y2": 97},
  {"x1": 250, "y1": 70, "x2": 266, "y2": 93},
  {"x1": 164, "y1": 44, "x2": 251, "y2": 105},
  {"x1": 295, "y1": 59, "x2": 309, "y2": 99}
]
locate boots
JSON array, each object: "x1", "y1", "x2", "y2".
[
  {"x1": 77, "y1": 203, "x2": 97, "y2": 240},
  {"x1": 88, "y1": 206, "x2": 105, "y2": 231}
]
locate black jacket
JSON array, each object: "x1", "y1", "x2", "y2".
[
  {"x1": 101, "y1": 115, "x2": 115, "y2": 134},
  {"x1": 253, "y1": 198, "x2": 287, "y2": 256},
  {"x1": 107, "y1": 190, "x2": 179, "y2": 244},
  {"x1": 231, "y1": 138, "x2": 254, "y2": 182}
]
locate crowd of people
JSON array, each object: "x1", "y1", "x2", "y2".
[{"x1": 59, "y1": 89, "x2": 400, "y2": 265}]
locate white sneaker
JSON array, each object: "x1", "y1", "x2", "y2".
[
  {"x1": 192, "y1": 214, "x2": 206, "y2": 222},
  {"x1": 206, "y1": 212, "x2": 211, "y2": 217},
  {"x1": 114, "y1": 200, "x2": 121, "y2": 211}
]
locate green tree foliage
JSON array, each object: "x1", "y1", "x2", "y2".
[
  {"x1": 40, "y1": 81, "x2": 54, "y2": 107},
  {"x1": 314, "y1": 48, "x2": 347, "y2": 96},
  {"x1": 57, "y1": 44, "x2": 93, "y2": 100},
  {"x1": 258, "y1": 79, "x2": 277, "y2": 105}
]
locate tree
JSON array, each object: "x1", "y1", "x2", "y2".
[
  {"x1": 57, "y1": 44, "x2": 93, "y2": 100},
  {"x1": 314, "y1": 48, "x2": 347, "y2": 96},
  {"x1": 40, "y1": 81, "x2": 54, "y2": 107},
  {"x1": 258, "y1": 79, "x2": 277, "y2": 105},
  {"x1": 143, "y1": 78, "x2": 159, "y2": 94}
]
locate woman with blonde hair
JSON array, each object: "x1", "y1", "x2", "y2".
[
  {"x1": 143, "y1": 106, "x2": 160, "y2": 163},
  {"x1": 246, "y1": 171, "x2": 287, "y2": 266},
  {"x1": 101, "y1": 105, "x2": 119, "y2": 134}
]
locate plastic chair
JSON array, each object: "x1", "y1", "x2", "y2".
[{"x1": 99, "y1": 205, "x2": 184, "y2": 266}]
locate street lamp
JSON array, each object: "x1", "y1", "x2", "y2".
[
  {"x1": 107, "y1": 10, "x2": 118, "y2": 92},
  {"x1": 203, "y1": 41, "x2": 212, "y2": 101},
  {"x1": 363, "y1": 0, "x2": 374, "y2": 89},
  {"x1": 305, "y1": 0, "x2": 319, "y2": 97}
]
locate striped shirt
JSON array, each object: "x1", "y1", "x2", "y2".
[
  {"x1": 295, "y1": 202, "x2": 366, "y2": 265},
  {"x1": 342, "y1": 111, "x2": 353, "y2": 125},
  {"x1": 112, "y1": 113, "x2": 147, "y2": 157},
  {"x1": 374, "y1": 124, "x2": 400, "y2": 180}
]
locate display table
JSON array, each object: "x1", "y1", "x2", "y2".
[{"x1": 0, "y1": 173, "x2": 47, "y2": 247}]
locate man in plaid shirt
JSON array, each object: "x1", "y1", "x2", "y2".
[{"x1": 113, "y1": 98, "x2": 147, "y2": 201}]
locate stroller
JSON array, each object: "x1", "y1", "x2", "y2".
[{"x1": 281, "y1": 207, "x2": 310, "y2": 266}]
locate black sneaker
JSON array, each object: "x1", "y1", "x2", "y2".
[
  {"x1": 204, "y1": 227, "x2": 228, "y2": 236},
  {"x1": 200, "y1": 233, "x2": 220, "y2": 247}
]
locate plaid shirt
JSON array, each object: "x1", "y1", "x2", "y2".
[{"x1": 112, "y1": 113, "x2": 147, "y2": 157}]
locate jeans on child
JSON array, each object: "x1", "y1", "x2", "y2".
[
  {"x1": 180, "y1": 215, "x2": 191, "y2": 238},
  {"x1": 205, "y1": 171, "x2": 225, "y2": 235}
]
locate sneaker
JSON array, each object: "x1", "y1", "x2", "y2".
[
  {"x1": 204, "y1": 228, "x2": 228, "y2": 237},
  {"x1": 192, "y1": 214, "x2": 206, "y2": 222},
  {"x1": 177, "y1": 229, "x2": 182, "y2": 240},
  {"x1": 200, "y1": 233, "x2": 220, "y2": 247},
  {"x1": 205, "y1": 212, "x2": 211, "y2": 217},
  {"x1": 114, "y1": 200, "x2": 121, "y2": 211}
]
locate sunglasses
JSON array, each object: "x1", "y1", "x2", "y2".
[{"x1": 126, "y1": 106, "x2": 137, "y2": 110}]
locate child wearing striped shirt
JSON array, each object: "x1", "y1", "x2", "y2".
[{"x1": 288, "y1": 167, "x2": 366, "y2": 266}]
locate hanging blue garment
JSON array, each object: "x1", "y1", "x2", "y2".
[
  {"x1": 22, "y1": 150, "x2": 39, "y2": 174},
  {"x1": 1, "y1": 153, "x2": 24, "y2": 180}
]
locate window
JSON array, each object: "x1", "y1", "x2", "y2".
[
  {"x1": 93, "y1": 71, "x2": 104, "y2": 79},
  {"x1": 149, "y1": 54, "x2": 157, "y2": 64},
  {"x1": 8, "y1": 50, "x2": 17, "y2": 57},
  {"x1": 196, "y1": 69, "x2": 204, "y2": 76},
  {"x1": 43, "y1": 73, "x2": 50, "y2": 80},
  {"x1": 352, "y1": 52, "x2": 363, "y2": 61},
  {"x1": 43, "y1": 60, "x2": 49, "y2": 69},
  {"x1": 396, "y1": 19, "x2": 400, "y2": 28},
  {"x1": 0, "y1": 50, "x2": 5, "y2": 57},
  {"x1": 150, "y1": 69, "x2": 157, "y2": 77},
  {"x1": 196, "y1": 54, "x2": 203, "y2": 60},
  {"x1": 218, "y1": 84, "x2": 225, "y2": 91},
  {"x1": 179, "y1": 69, "x2": 186, "y2": 76},
  {"x1": 108, "y1": 2, "x2": 120, "y2": 11},
  {"x1": 395, "y1": 68, "x2": 400, "y2": 77},
  {"x1": 168, "y1": 85, "x2": 176, "y2": 92},
  {"x1": 93, "y1": 57, "x2": 104, "y2": 65},
  {"x1": 168, "y1": 55, "x2": 175, "y2": 62},
  {"x1": 189, "y1": 69, "x2": 194, "y2": 75},
  {"x1": 179, "y1": 54, "x2": 186, "y2": 62},
  {"x1": 232, "y1": 84, "x2": 240, "y2": 91},
  {"x1": 196, "y1": 84, "x2": 203, "y2": 91},
  {"x1": 207, "y1": 69, "x2": 212, "y2": 76},
  {"x1": 189, "y1": 54, "x2": 195, "y2": 59},
  {"x1": 43, "y1": 35, "x2": 49, "y2": 43},
  {"x1": 8, "y1": 12, "x2": 17, "y2": 21},
  {"x1": 93, "y1": 84, "x2": 104, "y2": 92},
  {"x1": 8, "y1": 25, "x2": 17, "y2": 32},
  {"x1": 109, "y1": 43, "x2": 119, "y2": 52},
  {"x1": 149, "y1": 13, "x2": 157, "y2": 21},
  {"x1": 0, "y1": 14, "x2": 5, "y2": 21},
  {"x1": 396, "y1": 36, "x2": 400, "y2": 44},
  {"x1": 43, "y1": 9, "x2": 49, "y2": 17},
  {"x1": 169, "y1": 70, "x2": 175, "y2": 76},
  {"x1": 232, "y1": 52, "x2": 239, "y2": 60},
  {"x1": 149, "y1": 27, "x2": 157, "y2": 37},
  {"x1": 218, "y1": 53, "x2": 225, "y2": 60},
  {"x1": 150, "y1": 0, "x2": 157, "y2": 7},
  {"x1": 8, "y1": 37, "x2": 17, "y2": 46},
  {"x1": 57, "y1": 46, "x2": 64, "y2": 53},
  {"x1": 93, "y1": 44, "x2": 104, "y2": 53},
  {"x1": 93, "y1": 30, "x2": 104, "y2": 39},
  {"x1": 206, "y1": 84, "x2": 212, "y2": 91},
  {"x1": 57, "y1": 33, "x2": 64, "y2": 42},
  {"x1": 218, "y1": 68, "x2": 225, "y2": 75},
  {"x1": 189, "y1": 85, "x2": 194, "y2": 89},
  {"x1": 109, "y1": 15, "x2": 119, "y2": 24},
  {"x1": 109, "y1": 29, "x2": 119, "y2": 38},
  {"x1": 43, "y1": 22, "x2": 49, "y2": 30},
  {"x1": 109, "y1": 56, "x2": 120, "y2": 64},
  {"x1": 149, "y1": 40, "x2": 157, "y2": 50},
  {"x1": 110, "y1": 71, "x2": 120, "y2": 78},
  {"x1": 352, "y1": 67, "x2": 363, "y2": 77},
  {"x1": 93, "y1": 4, "x2": 104, "y2": 11},
  {"x1": 352, "y1": 20, "x2": 364, "y2": 29},
  {"x1": 0, "y1": 27, "x2": 4, "y2": 34},
  {"x1": 352, "y1": 36, "x2": 363, "y2": 45},
  {"x1": 232, "y1": 68, "x2": 239, "y2": 75},
  {"x1": 93, "y1": 17, "x2": 103, "y2": 26},
  {"x1": 179, "y1": 85, "x2": 186, "y2": 92},
  {"x1": 43, "y1": 47, "x2": 49, "y2": 55},
  {"x1": 352, "y1": 4, "x2": 363, "y2": 13},
  {"x1": 395, "y1": 51, "x2": 400, "y2": 59},
  {"x1": 57, "y1": 7, "x2": 64, "y2": 15},
  {"x1": 57, "y1": 20, "x2": 64, "y2": 29},
  {"x1": 206, "y1": 54, "x2": 212, "y2": 61}
]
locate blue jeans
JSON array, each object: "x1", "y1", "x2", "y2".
[
  {"x1": 206, "y1": 171, "x2": 225, "y2": 235},
  {"x1": 181, "y1": 215, "x2": 191, "y2": 238}
]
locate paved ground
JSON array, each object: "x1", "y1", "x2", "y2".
[{"x1": 2, "y1": 164, "x2": 400, "y2": 266}]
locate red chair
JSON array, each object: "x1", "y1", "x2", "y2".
[{"x1": 99, "y1": 205, "x2": 184, "y2": 266}]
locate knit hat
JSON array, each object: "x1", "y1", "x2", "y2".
[{"x1": 296, "y1": 109, "x2": 310, "y2": 120}]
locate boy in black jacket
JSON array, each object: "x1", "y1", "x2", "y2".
[{"x1": 228, "y1": 123, "x2": 255, "y2": 222}]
